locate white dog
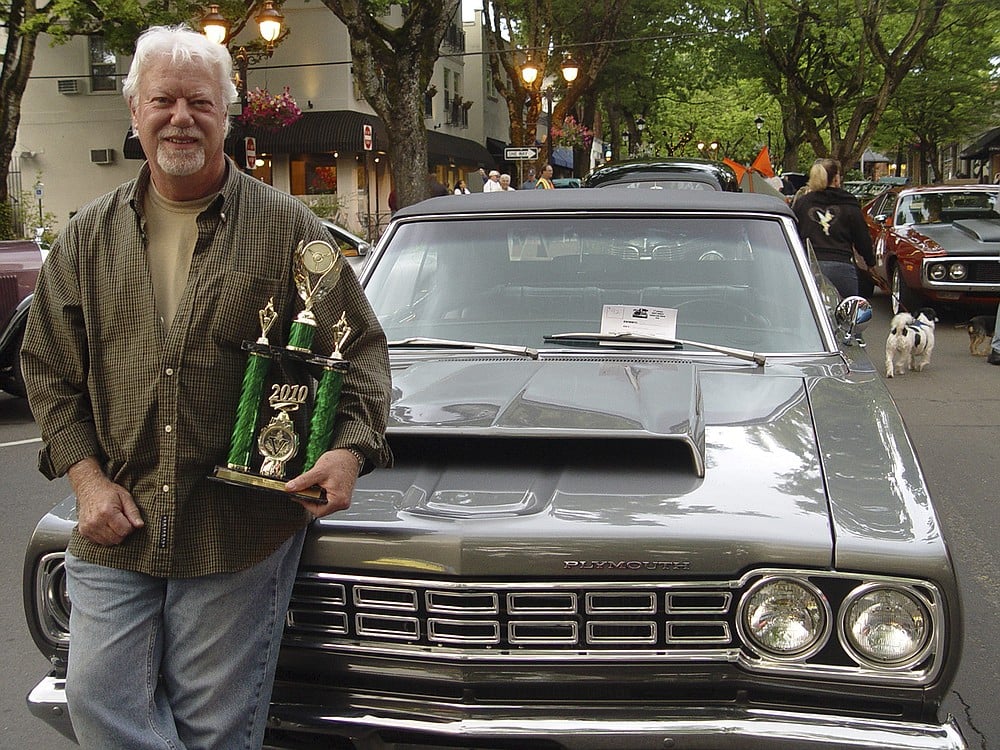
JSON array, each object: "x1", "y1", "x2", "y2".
[{"x1": 885, "y1": 308, "x2": 937, "y2": 378}]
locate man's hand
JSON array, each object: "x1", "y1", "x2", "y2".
[
  {"x1": 68, "y1": 458, "x2": 144, "y2": 546},
  {"x1": 285, "y1": 448, "x2": 361, "y2": 518}
]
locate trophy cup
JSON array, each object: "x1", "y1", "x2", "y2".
[{"x1": 212, "y1": 239, "x2": 352, "y2": 504}]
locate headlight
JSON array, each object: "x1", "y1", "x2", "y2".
[
  {"x1": 739, "y1": 577, "x2": 830, "y2": 660},
  {"x1": 35, "y1": 552, "x2": 71, "y2": 645},
  {"x1": 928, "y1": 264, "x2": 947, "y2": 281},
  {"x1": 948, "y1": 263, "x2": 967, "y2": 280},
  {"x1": 840, "y1": 585, "x2": 931, "y2": 668}
]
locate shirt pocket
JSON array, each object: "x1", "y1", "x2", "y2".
[{"x1": 210, "y1": 270, "x2": 291, "y2": 349}]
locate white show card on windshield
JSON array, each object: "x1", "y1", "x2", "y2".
[{"x1": 600, "y1": 305, "x2": 677, "y2": 339}]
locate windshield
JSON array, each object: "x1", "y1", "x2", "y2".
[
  {"x1": 895, "y1": 190, "x2": 999, "y2": 226},
  {"x1": 365, "y1": 215, "x2": 825, "y2": 353}
]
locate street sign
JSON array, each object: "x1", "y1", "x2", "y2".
[
  {"x1": 363, "y1": 124, "x2": 373, "y2": 151},
  {"x1": 504, "y1": 147, "x2": 539, "y2": 160},
  {"x1": 244, "y1": 137, "x2": 256, "y2": 171}
]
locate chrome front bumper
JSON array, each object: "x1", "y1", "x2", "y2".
[{"x1": 30, "y1": 675, "x2": 968, "y2": 750}]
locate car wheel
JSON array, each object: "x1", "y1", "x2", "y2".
[
  {"x1": 1, "y1": 329, "x2": 27, "y2": 398},
  {"x1": 890, "y1": 264, "x2": 921, "y2": 315}
]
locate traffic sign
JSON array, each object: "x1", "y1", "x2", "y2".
[
  {"x1": 244, "y1": 137, "x2": 256, "y2": 171},
  {"x1": 363, "y1": 124, "x2": 374, "y2": 151},
  {"x1": 504, "y1": 147, "x2": 539, "y2": 160}
]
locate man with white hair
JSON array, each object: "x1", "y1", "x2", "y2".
[
  {"x1": 21, "y1": 24, "x2": 392, "y2": 750},
  {"x1": 483, "y1": 169, "x2": 503, "y2": 192}
]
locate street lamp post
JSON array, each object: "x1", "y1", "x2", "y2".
[
  {"x1": 697, "y1": 140, "x2": 719, "y2": 160},
  {"x1": 519, "y1": 51, "x2": 579, "y2": 167},
  {"x1": 754, "y1": 114, "x2": 771, "y2": 152},
  {"x1": 201, "y1": 1, "x2": 285, "y2": 111}
]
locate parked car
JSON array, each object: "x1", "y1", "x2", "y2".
[
  {"x1": 320, "y1": 217, "x2": 371, "y2": 274},
  {"x1": 25, "y1": 190, "x2": 966, "y2": 749},
  {"x1": 0, "y1": 238, "x2": 44, "y2": 397},
  {"x1": 843, "y1": 180, "x2": 885, "y2": 204},
  {"x1": 582, "y1": 157, "x2": 740, "y2": 191},
  {"x1": 863, "y1": 184, "x2": 1000, "y2": 314}
]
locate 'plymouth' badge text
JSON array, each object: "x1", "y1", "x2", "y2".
[{"x1": 564, "y1": 560, "x2": 691, "y2": 571}]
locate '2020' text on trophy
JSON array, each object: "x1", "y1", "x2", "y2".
[{"x1": 212, "y1": 239, "x2": 352, "y2": 504}]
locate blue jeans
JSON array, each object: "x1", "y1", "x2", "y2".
[
  {"x1": 819, "y1": 260, "x2": 860, "y2": 300},
  {"x1": 64, "y1": 529, "x2": 305, "y2": 750}
]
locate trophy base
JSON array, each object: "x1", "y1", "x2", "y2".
[{"x1": 210, "y1": 466, "x2": 327, "y2": 505}]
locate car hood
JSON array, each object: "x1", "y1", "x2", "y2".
[
  {"x1": 902, "y1": 219, "x2": 1000, "y2": 256},
  {"x1": 304, "y1": 358, "x2": 950, "y2": 582}
]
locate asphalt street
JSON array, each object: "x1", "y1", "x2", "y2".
[{"x1": 0, "y1": 290, "x2": 996, "y2": 749}]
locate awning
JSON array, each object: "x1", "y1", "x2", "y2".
[
  {"x1": 861, "y1": 149, "x2": 890, "y2": 163},
  {"x1": 552, "y1": 146, "x2": 573, "y2": 169},
  {"x1": 123, "y1": 110, "x2": 494, "y2": 168},
  {"x1": 960, "y1": 126, "x2": 1000, "y2": 160},
  {"x1": 427, "y1": 130, "x2": 495, "y2": 168}
]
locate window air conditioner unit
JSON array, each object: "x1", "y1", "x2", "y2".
[
  {"x1": 90, "y1": 149, "x2": 115, "y2": 165},
  {"x1": 57, "y1": 79, "x2": 81, "y2": 95}
]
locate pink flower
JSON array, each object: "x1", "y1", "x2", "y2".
[{"x1": 238, "y1": 87, "x2": 303, "y2": 131}]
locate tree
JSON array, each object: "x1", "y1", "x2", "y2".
[
  {"x1": 874, "y1": 3, "x2": 1000, "y2": 182},
  {"x1": 482, "y1": 0, "x2": 630, "y2": 173},
  {"x1": 743, "y1": 0, "x2": 949, "y2": 170},
  {"x1": 320, "y1": 0, "x2": 460, "y2": 209},
  {"x1": 0, "y1": 0, "x2": 42, "y2": 236}
]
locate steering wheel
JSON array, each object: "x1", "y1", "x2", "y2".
[{"x1": 675, "y1": 297, "x2": 770, "y2": 329}]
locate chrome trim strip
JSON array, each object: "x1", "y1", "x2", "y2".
[
  {"x1": 427, "y1": 618, "x2": 500, "y2": 645},
  {"x1": 265, "y1": 699, "x2": 970, "y2": 750}
]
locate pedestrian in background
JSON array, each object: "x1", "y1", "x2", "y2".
[
  {"x1": 535, "y1": 164, "x2": 555, "y2": 189},
  {"x1": 427, "y1": 170, "x2": 449, "y2": 197},
  {"x1": 499, "y1": 174, "x2": 515, "y2": 191},
  {"x1": 792, "y1": 158, "x2": 876, "y2": 298},
  {"x1": 483, "y1": 170, "x2": 503, "y2": 192},
  {"x1": 453, "y1": 179, "x2": 470, "y2": 195},
  {"x1": 20, "y1": 25, "x2": 392, "y2": 750},
  {"x1": 520, "y1": 168, "x2": 537, "y2": 190}
]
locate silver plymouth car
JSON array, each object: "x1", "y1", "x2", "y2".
[{"x1": 24, "y1": 190, "x2": 965, "y2": 749}]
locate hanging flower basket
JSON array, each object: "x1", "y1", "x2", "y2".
[
  {"x1": 551, "y1": 115, "x2": 593, "y2": 151},
  {"x1": 238, "y1": 86, "x2": 303, "y2": 131}
]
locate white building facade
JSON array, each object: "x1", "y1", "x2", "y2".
[{"x1": 12, "y1": 2, "x2": 511, "y2": 240}]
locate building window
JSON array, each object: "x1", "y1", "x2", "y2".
[
  {"x1": 89, "y1": 36, "x2": 117, "y2": 92},
  {"x1": 290, "y1": 153, "x2": 338, "y2": 195}
]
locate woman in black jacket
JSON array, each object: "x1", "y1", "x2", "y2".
[{"x1": 792, "y1": 158, "x2": 876, "y2": 299}]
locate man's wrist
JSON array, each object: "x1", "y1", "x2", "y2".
[{"x1": 344, "y1": 447, "x2": 365, "y2": 474}]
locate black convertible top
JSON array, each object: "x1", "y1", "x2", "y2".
[{"x1": 394, "y1": 188, "x2": 794, "y2": 219}]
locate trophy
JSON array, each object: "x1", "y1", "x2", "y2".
[{"x1": 212, "y1": 239, "x2": 352, "y2": 504}]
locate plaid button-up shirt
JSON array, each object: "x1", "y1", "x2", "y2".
[{"x1": 22, "y1": 161, "x2": 392, "y2": 578}]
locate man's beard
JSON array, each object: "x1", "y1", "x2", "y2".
[{"x1": 156, "y1": 129, "x2": 206, "y2": 176}]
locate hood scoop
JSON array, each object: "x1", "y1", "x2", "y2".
[
  {"x1": 953, "y1": 219, "x2": 1000, "y2": 243},
  {"x1": 389, "y1": 361, "x2": 707, "y2": 519}
]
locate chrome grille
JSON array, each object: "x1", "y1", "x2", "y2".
[{"x1": 286, "y1": 573, "x2": 734, "y2": 654}]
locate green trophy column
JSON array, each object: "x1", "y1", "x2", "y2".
[
  {"x1": 304, "y1": 365, "x2": 345, "y2": 471},
  {"x1": 226, "y1": 347, "x2": 272, "y2": 470},
  {"x1": 287, "y1": 316, "x2": 316, "y2": 352}
]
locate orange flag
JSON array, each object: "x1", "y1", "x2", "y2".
[
  {"x1": 751, "y1": 147, "x2": 775, "y2": 178},
  {"x1": 723, "y1": 158, "x2": 747, "y2": 182}
]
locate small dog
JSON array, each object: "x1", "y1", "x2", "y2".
[
  {"x1": 885, "y1": 308, "x2": 937, "y2": 378},
  {"x1": 955, "y1": 315, "x2": 996, "y2": 356}
]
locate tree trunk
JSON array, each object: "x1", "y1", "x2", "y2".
[
  {"x1": 0, "y1": 0, "x2": 40, "y2": 231},
  {"x1": 323, "y1": 0, "x2": 461, "y2": 210}
]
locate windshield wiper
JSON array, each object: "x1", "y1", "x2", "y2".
[
  {"x1": 388, "y1": 337, "x2": 539, "y2": 360},
  {"x1": 543, "y1": 332, "x2": 767, "y2": 366}
]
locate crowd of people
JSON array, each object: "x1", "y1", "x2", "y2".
[{"x1": 448, "y1": 165, "x2": 558, "y2": 194}]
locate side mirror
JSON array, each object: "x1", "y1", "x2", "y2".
[{"x1": 835, "y1": 296, "x2": 872, "y2": 342}]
